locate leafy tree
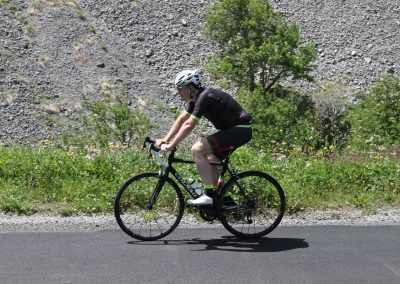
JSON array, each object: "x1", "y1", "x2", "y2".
[
  {"x1": 204, "y1": 0, "x2": 317, "y2": 94},
  {"x1": 204, "y1": 0, "x2": 319, "y2": 153}
]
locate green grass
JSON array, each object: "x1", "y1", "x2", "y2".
[
  {"x1": 232, "y1": 147, "x2": 400, "y2": 212},
  {"x1": 0, "y1": 146, "x2": 155, "y2": 215},
  {"x1": 0, "y1": 146, "x2": 399, "y2": 216}
]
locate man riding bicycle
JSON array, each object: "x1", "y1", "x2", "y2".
[{"x1": 156, "y1": 70, "x2": 252, "y2": 205}]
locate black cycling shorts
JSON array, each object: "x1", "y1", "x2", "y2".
[{"x1": 206, "y1": 125, "x2": 252, "y2": 160}]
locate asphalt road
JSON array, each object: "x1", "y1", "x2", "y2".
[{"x1": 1, "y1": 226, "x2": 399, "y2": 284}]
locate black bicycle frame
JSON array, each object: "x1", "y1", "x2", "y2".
[{"x1": 146, "y1": 150, "x2": 239, "y2": 209}]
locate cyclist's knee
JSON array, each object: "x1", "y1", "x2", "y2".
[
  {"x1": 191, "y1": 142, "x2": 201, "y2": 157},
  {"x1": 191, "y1": 139, "x2": 211, "y2": 157}
]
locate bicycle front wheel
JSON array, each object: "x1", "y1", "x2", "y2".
[
  {"x1": 218, "y1": 171, "x2": 285, "y2": 239},
  {"x1": 114, "y1": 172, "x2": 184, "y2": 241}
]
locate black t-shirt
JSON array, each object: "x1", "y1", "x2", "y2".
[{"x1": 184, "y1": 88, "x2": 252, "y2": 130}]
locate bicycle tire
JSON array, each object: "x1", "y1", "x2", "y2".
[
  {"x1": 114, "y1": 172, "x2": 184, "y2": 241},
  {"x1": 218, "y1": 171, "x2": 285, "y2": 239}
]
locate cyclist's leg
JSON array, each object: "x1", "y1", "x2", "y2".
[
  {"x1": 189, "y1": 127, "x2": 252, "y2": 205},
  {"x1": 206, "y1": 153, "x2": 221, "y2": 186},
  {"x1": 191, "y1": 138, "x2": 218, "y2": 186}
]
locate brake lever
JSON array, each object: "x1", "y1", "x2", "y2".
[{"x1": 143, "y1": 136, "x2": 158, "y2": 150}]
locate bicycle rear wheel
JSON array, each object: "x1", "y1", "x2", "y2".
[
  {"x1": 114, "y1": 172, "x2": 184, "y2": 241},
  {"x1": 218, "y1": 171, "x2": 285, "y2": 239}
]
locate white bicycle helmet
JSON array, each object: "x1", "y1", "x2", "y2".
[{"x1": 174, "y1": 70, "x2": 203, "y2": 86}]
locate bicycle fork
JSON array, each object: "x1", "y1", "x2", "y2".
[{"x1": 147, "y1": 172, "x2": 167, "y2": 210}]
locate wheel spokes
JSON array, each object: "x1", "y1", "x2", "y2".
[
  {"x1": 218, "y1": 171, "x2": 285, "y2": 238},
  {"x1": 115, "y1": 173, "x2": 184, "y2": 241}
]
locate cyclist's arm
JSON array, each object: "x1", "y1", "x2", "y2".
[
  {"x1": 160, "y1": 111, "x2": 190, "y2": 144},
  {"x1": 168, "y1": 116, "x2": 198, "y2": 148}
]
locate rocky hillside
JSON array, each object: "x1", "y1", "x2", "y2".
[{"x1": 0, "y1": 0, "x2": 399, "y2": 146}]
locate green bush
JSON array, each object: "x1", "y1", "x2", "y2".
[
  {"x1": 238, "y1": 86, "x2": 321, "y2": 153},
  {"x1": 346, "y1": 74, "x2": 400, "y2": 151},
  {"x1": 311, "y1": 81, "x2": 352, "y2": 149},
  {"x1": 83, "y1": 93, "x2": 156, "y2": 149}
]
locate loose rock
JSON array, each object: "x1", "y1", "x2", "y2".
[{"x1": 0, "y1": 0, "x2": 399, "y2": 145}]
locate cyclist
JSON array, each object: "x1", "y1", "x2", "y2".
[{"x1": 156, "y1": 70, "x2": 252, "y2": 205}]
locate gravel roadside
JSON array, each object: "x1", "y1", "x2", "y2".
[{"x1": 1, "y1": 207, "x2": 399, "y2": 233}]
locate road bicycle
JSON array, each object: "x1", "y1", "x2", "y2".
[{"x1": 114, "y1": 137, "x2": 285, "y2": 241}]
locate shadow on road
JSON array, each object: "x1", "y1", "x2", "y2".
[{"x1": 128, "y1": 236, "x2": 309, "y2": 252}]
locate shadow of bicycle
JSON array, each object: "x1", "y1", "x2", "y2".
[{"x1": 128, "y1": 236, "x2": 308, "y2": 253}]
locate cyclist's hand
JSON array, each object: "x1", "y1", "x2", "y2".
[
  {"x1": 155, "y1": 138, "x2": 168, "y2": 147},
  {"x1": 160, "y1": 143, "x2": 176, "y2": 152}
]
